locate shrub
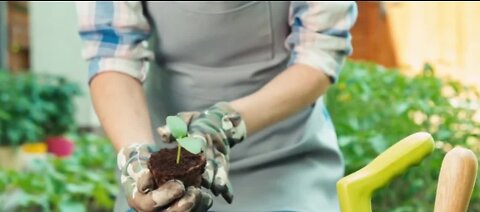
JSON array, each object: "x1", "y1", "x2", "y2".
[{"x1": 0, "y1": 70, "x2": 80, "y2": 146}]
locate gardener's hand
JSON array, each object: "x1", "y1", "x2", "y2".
[
  {"x1": 157, "y1": 102, "x2": 247, "y2": 204},
  {"x1": 117, "y1": 143, "x2": 213, "y2": 212}
]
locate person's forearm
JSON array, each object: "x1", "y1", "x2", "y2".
[
  {"x1": 90, "y1": 72, "x2": 154, "y2": 152},
  {"x1": 230, "y1": 64, "x2": 331, "y2": 135}
]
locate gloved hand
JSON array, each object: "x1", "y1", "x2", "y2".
[
  {"x1": 157, "y1": 102, "x2": 247, "y2": 204},
  {"x1": 117, "y1": 143, "x2": 213, "y2": 212}
]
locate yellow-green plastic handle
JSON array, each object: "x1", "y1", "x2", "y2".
[{"x1": 337, "y1": 132, "x2": 435, "y2": 212}]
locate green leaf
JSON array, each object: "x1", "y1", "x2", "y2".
[
  {"x1": 166, "y1": 116, "x2": 187, "y2": 139},
  {"x1": 177, "y1": 137, "x2": 204, "y2": 154},
  {"x1": 370, "y1": 135, "x2": 388, "y2": 154},
  {"x1": 93, "y1": 184, "x2": 114, "y2": 208},
  {"x1": 65, "y1": 183, "x2": 94, "y2": 195},
  {"x1": 59, "y1": 201, "x2": 86, "y2": 212}
]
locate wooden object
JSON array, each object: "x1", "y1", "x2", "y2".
[{"x1": 434, "y1": 147, "x2": 478, "y2": 212}]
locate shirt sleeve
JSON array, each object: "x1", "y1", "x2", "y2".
[
  {"x1": 75, "y1": 1, "x2": 154, "y2": 83},
  {"x1": 286, "y1": 1, "x2": 358, "y2": 83}
]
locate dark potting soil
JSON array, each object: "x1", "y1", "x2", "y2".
[{"x1": 148, "y1": 147, "x2": 205, "y2": 188}]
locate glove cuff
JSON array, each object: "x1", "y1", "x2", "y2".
[
  {"x1": 208, "y1": 102, "x2": 247, "y2": 147},
  {"x1": 117, "y1": 143, "x2": 158, "y2": 170}
]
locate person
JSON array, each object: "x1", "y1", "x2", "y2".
[{"x1": 76, "y1": 1, "x2": 357, "y2": 211}]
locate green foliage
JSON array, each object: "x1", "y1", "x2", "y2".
[
  {"x1": 166, "y1": 116, "x2": 187, "y2": 139},
  {"x1": 166, "y1": 116, "x2": 204, "y2": 155},
  {"x1": 0, "y1": 71, "x2": 80, "y2": 146},
  {"x1": 177, "y1": 137, "x2": 203, "y2": 154},
  {"x1": 39, "y1": 76, "x2": 81, "y2": 137},
  {"x1": 326, "y1": 60, "x2": 480, "y2": 211},
  {"x1": 0, "y1": 134, "x2": 117, "y2": 212}
]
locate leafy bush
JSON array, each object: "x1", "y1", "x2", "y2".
[
  {"x1": 0, "y1": 133, "x2": 118, "y2": 212},
  {"x1": 38, "y1": 76, "x2": 81, "y2": 137},
  {"x1": 0, "y1": 70, "x2": 80, "y2": 146},
  {"x1": 326, "y1": 60, "x2": 480, "y2": 211}
]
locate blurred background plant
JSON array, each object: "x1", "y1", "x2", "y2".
[
  {"x1": 326, "y1": 60, "x2": 480, "y2": 212},
  {"x1": 0, "y1": 70, "x2": 80, "y2": 146},
  {"x1": 0, "y1": 134, "x2": 117, "y2": 212}
]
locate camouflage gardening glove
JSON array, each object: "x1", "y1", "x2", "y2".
[
  {"x1": 157, "y1": 102, "x2": 247, "y2": 204},
  {"x1": 117, "y1": 143, "x2": 213, "y2": 212}
]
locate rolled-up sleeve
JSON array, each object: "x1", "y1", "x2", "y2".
[
  {"x1": 286, "y1": 1, "x2": 358, "y2": 83},
  {"x1": 75, "y1": 1, "x2": 153, "y2": 83}
]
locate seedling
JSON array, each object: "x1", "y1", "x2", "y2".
[{"x1": 166, "y1": 116, "x2": 204, "y2": 164}]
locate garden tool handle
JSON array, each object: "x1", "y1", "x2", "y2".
[
  {"x1": 434, "y1": 147, "x2": 478, "y2": 212},
  {"x1": 337, "y1": 132, "x2": 435, "y2": 212}
]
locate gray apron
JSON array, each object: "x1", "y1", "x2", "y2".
[{"x1": 115, "y1": 2, "x2": 344, "y2": 211}]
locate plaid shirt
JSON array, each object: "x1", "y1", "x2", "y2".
[{"x1": 76, "y1": 1, "x2": 357, "y2": 83}]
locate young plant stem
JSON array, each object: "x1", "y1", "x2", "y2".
[{"x1": 176, "y1": 145, "x2": 181, "y2": 164}]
